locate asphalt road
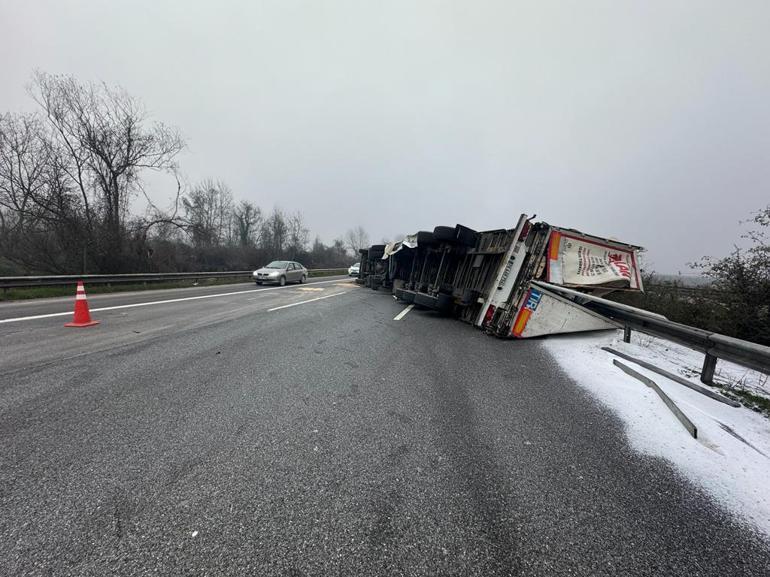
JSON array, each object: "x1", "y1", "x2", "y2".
[
  {"x1": 1, "y1": 280, "x2": 769, "y2": 576},
  {"x1": 0, "y1": 275, "x2": 351, "y2": 321}
]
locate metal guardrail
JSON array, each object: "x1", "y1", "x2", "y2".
[
  {"x1": 594, "y1": 304, "x2": 770, "y2": 384},
  {"x1": 0, "y1": 269, "x2": 349, "y2": 290},
  {"x1": 533, "y1": 281, "x2": 770, "y2": 385}
]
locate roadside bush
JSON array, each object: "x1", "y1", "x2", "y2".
[{"x1": 613, "y1": 206, "x2": 770, "y2": 346}]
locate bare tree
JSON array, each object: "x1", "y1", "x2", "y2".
[
  {"x1": 233, "y1": 200, "x2": 261, "y2": 247},
  {"x1": 332, "y1": 237, "x2": 349, "y2": 262},
  {"x1": 0, "y1": 112, "x2": 85, "y2": 272},
  {"x1": 345, "y1": 225, "x2": 369, "y2": 256},
  {"x1": 2, "y1": 73, "x2": 358, "y2": 274},
  {"x1": 182, "y1": 178, "x2": 233, "y2": 248},
  {"x1": 28, "y1": 71, "x2": 184, "y2": 270},
  {"x1": 0, "y1": 114, "x2": 49, "y2": 231},
  {"x1": 286, "y1": 211, "x2": 309, "y2": 257},
  {"x1": 261, "y1": 207, "x2": 288, "y2": 256}
]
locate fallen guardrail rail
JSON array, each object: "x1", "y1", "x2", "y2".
[
  {"x1": 613, "y1": 359, "x2": 698, "y2": 438},
  {"x1": 0, "y1": 269, "x2": 348, "y2": 290},
  {"x1": 532, "y1": 281, "x2": 770, "y2": 385}
]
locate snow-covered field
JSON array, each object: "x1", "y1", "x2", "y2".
[{"x1": 544, "y1": 329, "x2": 770, "y2": 539}]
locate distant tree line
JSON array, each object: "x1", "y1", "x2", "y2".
[{"x1": 0, "y1": 72, "x2": 368, "y2": 275}]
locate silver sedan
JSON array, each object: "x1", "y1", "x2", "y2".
[{"x1": 253, "y1": 261, "x2": 308, "y2": 286}]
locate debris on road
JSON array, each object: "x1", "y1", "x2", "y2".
[
  {"x1": 602, "y1": 346, "x2": 740, "y2": 407},
  {"x1": 613, "y1": 359, "x2": 698, "y2": 438},
  {"x1": 354, "y1": 214, "x2": 643, "y2": 338}
]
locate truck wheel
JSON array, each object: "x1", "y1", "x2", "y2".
[
  {"x1": 369, "y1": 244, "x2": 386, "y2": 259},
  {"x1": 433, "y1": 226, "x2": 456, "y2": 243},
  {"x1": 416, "y1": 231, "x2": 436, "y2": 246},
  {"x1": 455, "y1": 224, "x2": 479, "y2": 247}
]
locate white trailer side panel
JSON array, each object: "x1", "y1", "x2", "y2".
[{"x1": 512, "y1": 286, "x2": 617, "y2": 338}]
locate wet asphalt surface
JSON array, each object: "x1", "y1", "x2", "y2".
[
  {"x1": 0, "y1": 275, "x2": 350, "y2": 322},
  {"x1": 1, "y1": 282, "x2": 769, "y2": 576}
]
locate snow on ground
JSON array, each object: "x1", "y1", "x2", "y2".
[
  {"x1": 615, "y1": 330, "x2": 770, "y2": 401},
  {"x1": 544, "y1": 329, "x2": 770, "y2": 539}
]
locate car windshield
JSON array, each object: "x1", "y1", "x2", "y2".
[{"x1": 265, "y1": 261, "x2": 289, "y2": 269}]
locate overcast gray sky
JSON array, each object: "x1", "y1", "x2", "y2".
[{"x1": 2, "y1": 1, "x2": 768, "y2": 272}]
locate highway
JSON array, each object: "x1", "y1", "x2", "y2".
[{"x1": 1, "y1": 278, "x2": 768, "y2": 576}]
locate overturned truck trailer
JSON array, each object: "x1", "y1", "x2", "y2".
[{"x1": 375, "y1": 214, "x2": 642, "y2": 338}]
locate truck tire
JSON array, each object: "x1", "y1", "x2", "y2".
[
  {"x1": 368, "y1": 244, "x2": 386, "y2": 259},
  {"x1": 416, "y1": 231, "x2": 436, "y2": 246},
  {"x1": 455, "y1": 224, "x2": 479, "y2": 247},
  {"x1": 433, "y1": 226, "x2": 457, "y2": 243}
]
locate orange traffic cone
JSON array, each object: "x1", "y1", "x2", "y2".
[{"x1": 64, "y1": 281, "x2": 100, "y2": 327}]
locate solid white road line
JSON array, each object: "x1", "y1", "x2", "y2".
[
  {"x1": 267, "y1": 291, "x2": 350, "y2": 312},
  {"x1": 393, "y1": 304, "x2": 414, "y2": 321},
  {"x1": 0, "y1": 278, "x2": 353, "y2": 325}
]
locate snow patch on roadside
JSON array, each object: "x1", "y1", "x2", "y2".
[{"x1": 543, "y1": 330, "x2": 770, "y2": 539}]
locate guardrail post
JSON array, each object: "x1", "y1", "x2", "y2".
[
  {"x1": 623, "y1": 325, "x2": 632, "y2": 343},
  {"x1": 701, "y1": 352, "x2": 717, "y2": 385}
]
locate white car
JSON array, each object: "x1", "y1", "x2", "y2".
[{"x1": 348, "y1": 262, "x2": 360, "y2": 276}]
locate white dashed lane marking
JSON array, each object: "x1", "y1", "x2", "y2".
[
  {"x1": 393, "y1": 304, "x2": 414, "y2": 321},
  {"x1": 266, "y1": 291, "x2": 351, "y2": 312}
]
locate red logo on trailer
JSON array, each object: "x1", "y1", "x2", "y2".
[{"x1": 608, "y1": 252, "x2": 631, "y2": 278}]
